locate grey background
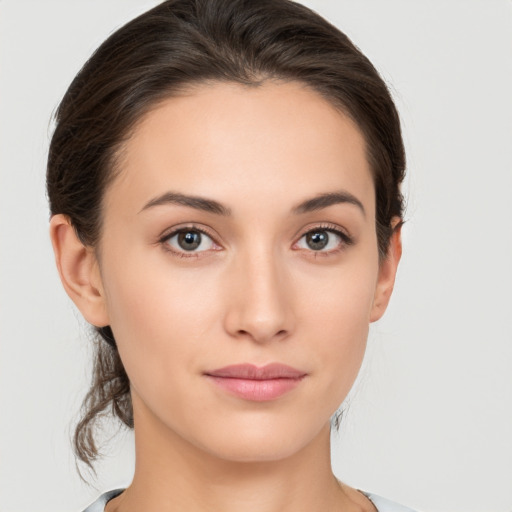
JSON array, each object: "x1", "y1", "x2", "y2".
[{"x1": 1, "y1": 1, "x2": 511, "y2": 511}]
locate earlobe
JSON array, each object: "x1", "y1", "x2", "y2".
[
  {"x1": 49, "y1": 214, "x2": 110, "y2": 327},
  {"x1": 370, "y1": 219, "x2": 403, "y2": 323}
]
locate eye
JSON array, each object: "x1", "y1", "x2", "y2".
[
  {"x1": 295, "y1": 226, "x2": 352, "y2": 253},
  {"x1": 162, "y1": 227, "x2": 217, "y2": 256}
]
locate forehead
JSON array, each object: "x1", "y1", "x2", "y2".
[{"x1": 107, "y1": 80, "x2": 375, "y2": 218}]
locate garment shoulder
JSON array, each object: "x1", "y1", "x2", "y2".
[
  {"x1": 364, "y1": 491, "x2": 419, "y2": 512},
  {"x1": 82, "y1": 489, "x2": 125, "y2": 512},
  {"x1": 82, "y1": 488, "x2": 417, "y2": 512}
]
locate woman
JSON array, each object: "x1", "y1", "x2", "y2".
[{"x1": 47, "y1": 0, "x2": 413, "y2": 510}]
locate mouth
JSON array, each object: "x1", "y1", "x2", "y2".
[{"x1": 204, "y1": 363, "x2": 307, "y2": 401}]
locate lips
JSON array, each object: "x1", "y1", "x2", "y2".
[
  {"x1": 204, "y1": 363, "x2": 307, "y2": 401},
  {"x1": 206, "y1": 363, "x2": 306, "y2": 380}
]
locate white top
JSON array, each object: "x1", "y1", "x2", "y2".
[{"x1": 82, "y1": 488, "x2": 418, "y2": 512}]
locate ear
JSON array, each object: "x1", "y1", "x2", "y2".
[
  {"x1": 49, "y1": 214, "x2": 110, "y2": 327},
  {"x1": 370, "y1": 218, "x2": 403, "y2": 323}
]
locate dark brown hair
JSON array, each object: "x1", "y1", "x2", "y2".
[{"x1": 47, "y1": 0, "x2": 405, "y2": 472}]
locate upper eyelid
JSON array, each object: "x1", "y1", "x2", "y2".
[
  {"x1": 160, "y1": 224, "x2": 217, "y2": 242},
  {"x1": 296, "y1": 222, "x2": 353, "y2": 242},
  {"x1": 161, "y1": 223, "x2": 349, "y2": 241}
]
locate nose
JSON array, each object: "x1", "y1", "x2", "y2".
[{"x1": 222, "y1": 246, "x2": 295, "y2": 344}]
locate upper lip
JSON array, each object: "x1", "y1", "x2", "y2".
[{"x1": 205, "y1": 363, "x2": 307, "y2": 380}]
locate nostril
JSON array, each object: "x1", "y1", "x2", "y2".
[{"x1": 235, "y1": 328, "x2": 289, "y2": 342}]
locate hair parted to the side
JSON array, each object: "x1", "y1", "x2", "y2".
[{"x1": 47, "y1": 0, "x2": 406, "y2": 473}]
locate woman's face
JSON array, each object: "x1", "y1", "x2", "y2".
[{"x1": 90, "y1": 81, "x2": 398, "y2": 461}]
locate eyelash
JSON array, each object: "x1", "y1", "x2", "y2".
[{"x1": 158, "y1": 223, "x2": 354, "y2": 259}]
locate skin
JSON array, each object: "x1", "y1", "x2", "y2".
[{"x1": 50, "y1": 80, "x2": 401, "y2": 512}]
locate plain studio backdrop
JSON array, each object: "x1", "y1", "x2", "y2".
[{"x1": 1, "y1": 1, "x2": 511, "y2": 511}]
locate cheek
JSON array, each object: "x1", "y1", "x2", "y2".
[
  {"x1": 302, "y1": 258, "x2": 378, "y2": 403},
  {"x1": 100, "y1": 250, "x2": 223, "y2": 393}
]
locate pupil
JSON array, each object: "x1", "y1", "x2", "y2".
[
  {"x1": 178, "y1": 231, "x2": 201, "y2": 250},
  {"x1": 307, "y1": 231, "x2": 328, "y2": 250}
]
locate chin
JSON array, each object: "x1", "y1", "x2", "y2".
[{"x1": 185, "y1": 414, "x2": 330, "y2": 464}]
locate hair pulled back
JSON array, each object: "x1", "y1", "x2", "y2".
[{"x1": 47, "y1": 0, "x2": 406, "y2": 471}]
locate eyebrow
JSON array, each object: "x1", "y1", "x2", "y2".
[
  {"x1": 292, "y1": 191, "x2": 365, "y2": 217},
  {"x1": 139, "y1": 191, "x2": 232, "y2": 216},
  {"x1": 139, "y1": 190, "x2": 365, "y2": 217}
]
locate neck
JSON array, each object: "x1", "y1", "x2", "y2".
[{"x1": 106, "y1": 393, "x2": 373, "y2": 512}]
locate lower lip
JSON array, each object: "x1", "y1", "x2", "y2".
[{"x1": 206, "y1": 376, "x2": 304, "y2": 401}]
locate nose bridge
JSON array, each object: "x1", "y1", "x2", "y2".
[{"x1": 223, "y1": 240, "x2": 294, "y2": 343}]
